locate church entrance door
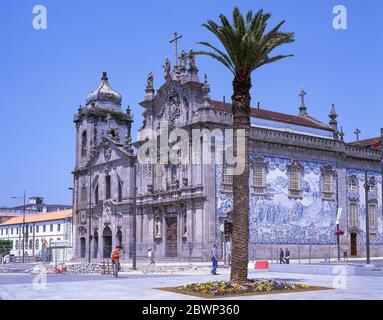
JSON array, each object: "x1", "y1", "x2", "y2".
[
  {"x1": 103, "y1": 227, "x2": 112, "y2": 258},
  {"x1": 166, "y1": 217, "x2": 177, "y2": 257},
  {"x1": 80, "y1": 237, "x2": 86, "y2": 258},
  {"x1": 350, "y1": 233, "x2": 357, "y2": 256}
]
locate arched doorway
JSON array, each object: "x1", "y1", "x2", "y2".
[
  {"x1": 93, "y1": 231, "x2": 99, "y2": 259},
  {"x1": 80, "y1": 237, "x2": 86, "y2": 258},
  {"x1": 103, "y1": 227, "x2": 112, "y2": 258}
]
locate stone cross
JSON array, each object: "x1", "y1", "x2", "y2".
[
  {"x1": 354, "y1": 128, "x2": 361, "y2": 142},
  {"x1": 169, "y1": 32, "x2": 182, "y2": 67},
  {"x1": 299, "y1": 89, "x2": 306, "y2": 106}
]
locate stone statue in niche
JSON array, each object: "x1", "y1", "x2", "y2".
[{"x1": 155, "y1": 216, "x2": 162, "y2": 238}]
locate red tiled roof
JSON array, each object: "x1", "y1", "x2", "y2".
[
  {"x1": 349, "y1": 137, "x2": 382, "y2": 150},
  {"x1": 0, "y1": 210, "x2": 72, "y2": 226},
  {"x1": 210, "y1": 100, "x2": 333, "y2": 131}
]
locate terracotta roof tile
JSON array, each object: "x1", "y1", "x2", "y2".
[
  {"x1": 0, "y1": 209, "x2": 72, "y2": 226},
  {"x1": 349, "y1": 137, "x2": 382, "y2": 150},
  {"x1": 210, "y1": 100, "x2": 333, "y2": 132}
]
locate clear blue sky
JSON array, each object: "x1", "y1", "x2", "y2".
[{"x1": 0, "y1": 0, "x2": 382, "y2": 206}]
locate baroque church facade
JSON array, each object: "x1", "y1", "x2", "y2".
[{"x1": 72, "y1": 50, "x2": 383, "y2": 261}]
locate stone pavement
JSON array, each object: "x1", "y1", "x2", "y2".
[{"x1": 0, "y1": 268, "x2": 382, "y2": 300}]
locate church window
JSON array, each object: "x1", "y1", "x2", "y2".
[
  {"x1": 287, "y1": 160, "x2": 303, "y2": 199},
  {"x1": 80, "y1": 185, "x2": 87, "y2": 204},
  {"x1": 369, "y1": 203, "x2": 377, "y2": 228},
  {"x1": 118, "y1": 178, "x2": 123, "y2": 202},
  {"x1": 105, "y1": 175, "x2": 111, "y2": 200},
  {"x1": 222, "y1": 163, "x2": 233, "y2": 185},
  {"x1": 253, "y1": 158, "x2": 267, "y2": 196},
  {"x1": 349, "y1": 203, "x2": 359, "y2": 227},
  {"x1": 95, "y1": 184, "x2": 99, "y2": 204},
  {"x1": 321, "y1": 166, "x2": 335, "y2": 201},
  {"x1": 81, "y1": 130, "x2": 87, "y2": 158},
  {"x1": 324, "y1": 174, "x2": 333, "y2": 193}
]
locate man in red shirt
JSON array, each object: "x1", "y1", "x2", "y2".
[{"x1": 111, "y1": 245, "x2": 122, "y2": 277}]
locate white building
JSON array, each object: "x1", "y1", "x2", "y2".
[{"x1": 0, "y1": 209, "x2": 72, "y2": 262}]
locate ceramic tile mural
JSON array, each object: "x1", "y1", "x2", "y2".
[{"x1": 216, "y1": 154, "x2": 339, "y2": 244}]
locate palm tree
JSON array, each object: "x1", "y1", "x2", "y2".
[{"x1": 196, "y1": 7, "x2": 294, "y2": 282}]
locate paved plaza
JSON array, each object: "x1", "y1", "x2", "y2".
[{"x1": 0, "y1": 264, "x2": 382, "y2": 300}]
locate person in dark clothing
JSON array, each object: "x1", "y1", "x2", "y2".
[
  {"x1": 210, "y1": 244, "x2": 218, "y2": 275},
  {"x1": 279, "y1": 248, "x2": 285, "y2": 264},
  {"x1": 285, "y1": 248, "x2": 290, "y2": 264}
]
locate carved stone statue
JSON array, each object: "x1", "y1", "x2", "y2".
[
  {"x1": 146, "y1": 72, "x2": 154, "y2": 92},
  {"x1": 163, "y1": 58, "x2": 171, "y2": 78},
  {"x1": 188, "y1": 49, "x2": 197, "y2": 73},
  {"x1": 179, "y1": 50, "x2": 187, "y2": 72}
]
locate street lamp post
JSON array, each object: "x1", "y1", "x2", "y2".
[{"x1": 11, "y1": 191, "x2": 26, "y2": 263}]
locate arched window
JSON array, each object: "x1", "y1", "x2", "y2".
[
  {"x1": 369, "y1": 203, "x2": 377, "y2": 228},
  {"x1": 349, "y1": 203, "x2": 359, "y2": 227},
  {"x1": 118, "y1": 177, "x2": 123, "y2": 202},
  {"x1": 105, "y1": 175, "x2": 111, "y2": 200},
  {"x1": 80, "y1": 185, "x2": 87, "y2": 204},
  {"x1": 95, "y1": 184, "x2": 99, "y2": 204},
  {"x1": 81, "y1": 130, "x2": 87, "y2": 157}
]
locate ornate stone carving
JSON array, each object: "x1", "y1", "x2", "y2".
[{"x1": 163, "y1": 58, "x2": 171, "y2": 79}]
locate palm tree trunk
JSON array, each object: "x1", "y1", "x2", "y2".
[{"x1": 230, "y1": 72, "x2": 251, "y2": 283}]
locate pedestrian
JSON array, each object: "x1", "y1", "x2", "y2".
[
  {"x1": 111, "y1": 245, "x2": 122, "y2": 277},
  {"x1": 148, "y1": 248, "x2": 155, "y2": 265},
  {"x1": 285, "y1": 248, "x2": 290, "y2": 264},
  {"x1": 279, "y1": 248, "x2": 285, "y2": 264},
  {"x1": 210, "y1": 244, "x2": 218, "y2": 275}
]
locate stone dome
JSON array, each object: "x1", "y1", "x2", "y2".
[{"x1": 86, "y1": 72, "x2": 122, "y2": 108}]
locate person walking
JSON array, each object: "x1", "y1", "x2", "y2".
[
  {"x1": 279, "y1": 248, "x2": 285, "y2": 264},
  {"x1": 111, "y1": 245, "x2": 122, "y2": 277},
  {"x1": 210, "y1": 244, "x2": 218, "y2": 275},
  {"x1": 285, "y1": 248, "x2": 290, "y2": 264},
  {"x1": 148, "y1": 248, "x2": 155, "y2": 265}
]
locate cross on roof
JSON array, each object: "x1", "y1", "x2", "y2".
[
  {"x1": 299, "y1": 89, "x2": 306, "y2": 106},
  {"x1": 354, "y1": 128, "x2": 361, "y2": 142},
  {"x1": 169, "y1": 32, "x2": 182, "y2": 67}
]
